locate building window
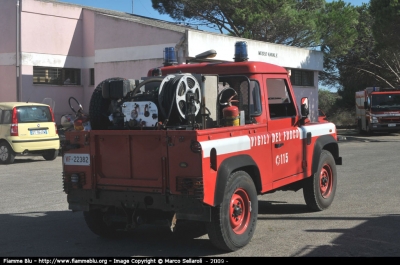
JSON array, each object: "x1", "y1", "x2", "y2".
[
  {"x1": 33, "y1": 66, "x2": 81, "y2": 85},
  {"x1": 290, "y1": 69, "x2": 314, "y2": 86},
  {"x1": 90, "y1": 68, "x2": 95, "y2": 86}
]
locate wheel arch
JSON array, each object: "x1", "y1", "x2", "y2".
[
  {"x1": 312, "y1": 135, "x2": 341, "y2": 175},
  {"x1": 213, "y1": 154, "x2": 261, "y2": 206},
  {"x1": 0, "y1": 139, "x2": 14, "y2": 152}
]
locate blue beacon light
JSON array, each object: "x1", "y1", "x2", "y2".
[{"x1": 234, "y1": 41, "x2": 248, "y2": 62}]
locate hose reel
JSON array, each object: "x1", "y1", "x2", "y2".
[{"x1": 158, "y1": 74, "x2": 202, "y2": 125}]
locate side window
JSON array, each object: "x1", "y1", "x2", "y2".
[
  {"x1": 218, "y1": 76, "x2": 261, "y2": 124},
  {"x1": 267, "y1": 79, "x2": 296, "y2": 119},
  {"x1": 248, "y1": 80, "x2": 261, "y2": 117},
  {"x1": 3, "y1": 110, "x2": 11, "y2": 124}
]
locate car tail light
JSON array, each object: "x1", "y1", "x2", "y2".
[
  {"x1": 10, "y1": 107, "x2": 18, "y2": 136},
  {"x1": 48, "y1": 106, "x2": 58, "y2": 134}
]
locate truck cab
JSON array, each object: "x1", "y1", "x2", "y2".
[{"x1": 356, "y1": 87, "x2": 400, "y2": 134}]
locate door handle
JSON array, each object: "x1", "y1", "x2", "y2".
[{"x1": 275, "y1": 143, "x2": 284, "y2": 148}]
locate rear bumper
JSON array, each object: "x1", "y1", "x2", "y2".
[
  {"x1": 10, "y1": 138, "x2": 60, "y2": 153},
  {"x1": 67, "y1": 189, "x2": 211, "y2": 222}
]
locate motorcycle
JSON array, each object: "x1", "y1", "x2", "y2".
[{"x1": 58, "y1": 97, "x2": 91, "y2": 148}]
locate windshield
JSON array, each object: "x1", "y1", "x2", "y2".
[{"x1": 371, "y1": 94, "x2": 400, "y2": 111}]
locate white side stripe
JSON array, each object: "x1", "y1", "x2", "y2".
[
  {"x1": 200, "y1": 136, "x2": 250, "y2": 158},
  {"x1": 199, "y1": 123, "x2": 336, "y2": 158},
  {"x1": 300, "y1": 123, "x2": 336, "y2": 138}
]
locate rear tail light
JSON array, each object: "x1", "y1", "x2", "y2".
[
  {"x1": 11, "y1": 107, "x2": 18, "y2": 136},
  {"x1": 48, "y1": 106, "x2": 58, "y2": 134},
  {"x1": 190, "y1": 140, "x2": 202, "y2": 153}
]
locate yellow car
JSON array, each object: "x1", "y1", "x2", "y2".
[{"x1": 0, "y1": 102, "x2": 60, "y2": 164}]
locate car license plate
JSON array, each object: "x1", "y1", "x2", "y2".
[
  {"x1": 30, "y1": 129, "x2": 48, "y2": 135},
  {"x1": 388, "y1": 123, "x2": 396, "y2": 127},
  {"x1": 64, "y1": 154, "x2": 90, "y2": 166}
]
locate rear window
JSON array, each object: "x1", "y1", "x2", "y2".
[{"x1": 17, "y1": 106, "x2": 52, "y2": 123}]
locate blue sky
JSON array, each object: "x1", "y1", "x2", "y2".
[{"x1": 59, "y1": 0, "x2": 370, "y2": 25}]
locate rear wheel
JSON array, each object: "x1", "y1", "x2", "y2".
[
  {"x1": 0, "y1": 142, "x2": 15, "y2": 164},
  {"x1": 206, "y1": 171, "x2": 258, "y2": 252},
  {"x1": 89, "y1": 78, "x2": 124, "y2": 130},
  {"x1": 83, "y1": 209, "x2": 120, "y2": 238},
  {"x1": 172, "y1": 220, "x2": 207, "y2": 239},
  {"x1": 357, "y1": 120, "x2": 363, "y2": 135},
  {"x1": 366, "y1": 121, "x2": 374, "y2": 136},
  {"x1": 303, "y1": 150, "x2": 337, "y2": 211},
  {"x1": 42, "y1": 149, "x2": 58, "y2": 161}
]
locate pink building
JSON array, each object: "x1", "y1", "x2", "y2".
[{"x1": 0, "y1": 0, "x2": 323, "y2": 123}]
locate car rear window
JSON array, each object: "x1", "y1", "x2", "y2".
[{"x1": 17, "y1": 106, "x2": 52, "y2": 123}]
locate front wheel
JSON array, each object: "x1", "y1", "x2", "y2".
[
  {"x1": 303, "y1": 150, "x2": 337, "y2": 211},
  {"x1": 206, "y1": 171, "x2": 258, "y2": 252},
  {"x1": 366, "y1": 121, "x2": 374, "y2": 136}
]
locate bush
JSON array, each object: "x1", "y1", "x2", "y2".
[
  {"x1": 318, "y1": 89, "x2": 337, "y2": 114},
  {"x1": 319, "y1": 89, "x2": 355, "y2": 127},
  {"x1": 328, "y1": 108, "x2": 356, "y2": 127}
]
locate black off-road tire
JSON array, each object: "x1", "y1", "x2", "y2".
[
  {"x1": 303, "y1": 150, "x2": 337, "y2": 211},
  {"x1": 83, "y1": 209, "x2": 120, "y2": 238},
  {"x1": 0, "y1": 142, "x2": 15, "y2": 164},
  {"x1": 42, "y1": 149, "x2": 58, "y2": 161},
  {"x1": 172, "y1": 220, "x2": 207, "y2": 239},
  {"x1": 89, "y1": 77, "x2": 124, "y2": 130},
  {"x1": 357, "y1": 120, "x2": 363, "y2": 135},
  {"x1": 206, "y1": 171, "x2": 258, "y2": 252},
  {"x1": 366, "y1": 121, "x2": 374, "y2": 136}
]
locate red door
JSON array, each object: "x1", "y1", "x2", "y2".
[{"x1": 265, "y1": 76, "x2": 303, "y2": 182}]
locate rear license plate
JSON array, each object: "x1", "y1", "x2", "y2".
[
  {"x1": 64, "y1": 154, "x2": 90, "y2": 166},
  {"x1": 30, "y1": 130, "x2": 48, "y2": 135},
  {"x1": 388, "y1": 123, "x2": 396, "y2": 127}
]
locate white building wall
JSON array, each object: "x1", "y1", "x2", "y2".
[{"x1": 186, "y1": 31, "x2": 323, "y2": 71}]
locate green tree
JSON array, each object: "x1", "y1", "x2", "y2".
[
  {"x1": 152, "y1": 0, "x2": 359, "y2": 87},
  {"x1": 337, "y1": 0, "x2": 400, "y2": 101},
  {"x1": 152, "y1": 0, "x2": 355, "y2": 48},
  {"x1": 334, "y1": 4, "x2": 378, "y2": 107},
  {"x1": 370, "y1": 0, "x2": 400, "y2": 51},
  {"x1": 319, "y1": 1, "x2": 360, "y2": 88},
  {"x1": 368, "y1": 0, "x2": 400, "y2": 88}
]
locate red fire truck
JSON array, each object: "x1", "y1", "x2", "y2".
[
  {"x1": 356, "y1": 87, "x2": 400, "y2": 134},
  {"x1": 61, "y1": 43, "x2": 342, "y2": 252}
]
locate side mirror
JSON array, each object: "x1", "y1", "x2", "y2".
[{"x1": 300, "y1": 97, "x2": 309, "y2": 118}]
